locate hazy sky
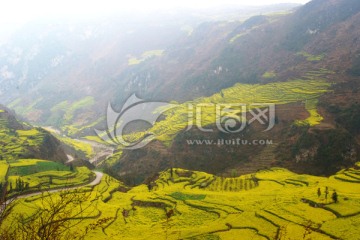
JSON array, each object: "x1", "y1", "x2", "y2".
[{"x1": 0, "y1": 0, "x2": 311, "y2": 25}]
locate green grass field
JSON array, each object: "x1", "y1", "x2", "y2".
[
  {"x1": 3, "y1": 165, "x2": 360, "y2": 240},
  {"x1": 8, "y1": 159, "x2": 70, "y2": 175}
]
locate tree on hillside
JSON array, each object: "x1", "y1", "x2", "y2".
[
  {"x1": 15, "y1": 177, "x2": 28, "y2": 192},
  {"x1": 0, "y1": 186, "x2": 17, "y2": 239},
  {"x1": 0, "y1": 189, "x2": 110, "y2": 240}
]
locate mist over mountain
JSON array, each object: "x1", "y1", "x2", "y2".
[
  {"x1": 0, "y1": 0, "x2": 360, "y2": 183},
  {"x1": 0, "y1": 4, "x2": 300, "y2": 132}
]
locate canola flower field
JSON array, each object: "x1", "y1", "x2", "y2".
[{"x1": 3, "y1": 165, "x2": 360, "y2": 240}]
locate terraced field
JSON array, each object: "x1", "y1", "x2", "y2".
[
  {"x1": 0, "y1": 108, "x2": 96, "y2": 196},
  {"x1": 2, "y1": 159, "x2": 94, "y2": 197},
  {"x1": 0, "y1": 121, "x2": 47, "y2": 161},
  {"x1": 57, "y1": 135, "x2": 94, "y2": 158},
  {"x1": 3, "y1": 165, "x2": 360, "y2": 240},
  {"x1": 151, "y1": 73, "x2": 332, "y2": 146},
  {"x1": 102, "y1": 71, "x2": 332, "y2": 161}
]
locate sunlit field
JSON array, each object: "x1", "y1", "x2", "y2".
[
  {"x1": 1, "y1": 159, "x2": 94, "y2": 197},
  {"x1": 3, "y1": 164, "x2": 360, "y2": 240},
  {"x1": 103, "y1": 69, "x2": 332, "y2": 164}
]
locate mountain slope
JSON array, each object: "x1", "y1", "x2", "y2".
[
  {"x1": 0, "y1": 5, "x2": 300, "y2": 136},
  {"x1": 0, "y1": 105, "x2": 67, "y2": 162},
  {"x1": 1, "y1": 1, "x2": 360, "y2": 184},
  {"x1": 104, "y1": 0, "x2": 360, "y2": 184}
]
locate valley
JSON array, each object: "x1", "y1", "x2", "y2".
[{"x1": 1, "y1": 0, "x2": 360, "y2": 239}]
